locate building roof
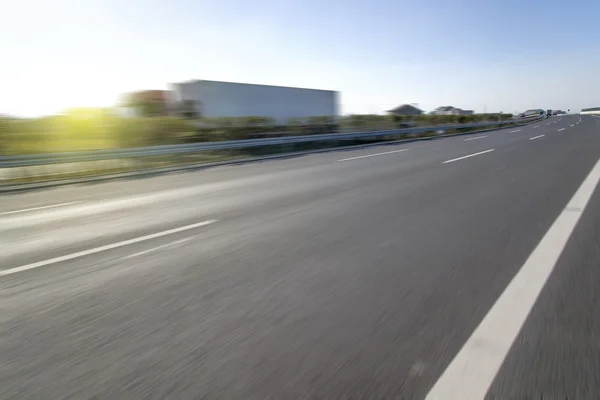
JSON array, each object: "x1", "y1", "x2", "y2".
[
  {"x1": 387, "y1": 104, "x2": 423, "y2": 114},
  {"x1": 432, "y1": 106, "x2": 461, "y2": 112},
  {"x1": 175, "y1": 79, "x2": 338, "y2": 93},
  {"x1": 429, "y1": 105, "x2": 475, "y2": 115}
]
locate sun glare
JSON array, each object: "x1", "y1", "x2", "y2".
[{"x1": 8, "y1": 65, "x2": 120, "y2": 117}]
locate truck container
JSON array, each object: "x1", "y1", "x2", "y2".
[{"x1": 169, "y1": 80, "x2": 339, "y2": 123}]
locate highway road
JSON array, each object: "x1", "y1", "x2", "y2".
[{"x1": 2, "y1": 114, "x2": 600, "y2": 399}]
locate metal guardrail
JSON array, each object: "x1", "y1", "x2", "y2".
[{"x1": 0, "y1": 115, "x2": 543, "y2": 168}]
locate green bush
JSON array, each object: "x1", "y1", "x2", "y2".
[
  {"x1": 0, "y1": 109, "x2": 197, "y2": 154},
  {"x1": 1, "y1": 110, "x2": 518, "y2": 155},
  {"x1": 338, "y1": 114, "x2": 395, "y2": 132}
]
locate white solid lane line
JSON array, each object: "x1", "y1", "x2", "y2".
[
  {"x1": 426, "y1": 158, "x2": 600, "y2": 400},
  {"x1": 337, "y1": 148, "x2": 408, "y2": 162},
  {"x1": 125, "y1": 237, "x2": 195, "y2": 258},
  {"x1": 442, "y1": 149, "x2": 495, "y2": 164},
  {"x1": 558, "y1": 128, "x2": 566, "y2": 131},
  {"x1": 0, "y1": 220, "x2": 218, "y2": 277},
  {"x1": 0, "y1": 201, "x2": 80, "y2": 216},
  {"x1": 509, "y1": 129, "x2": 521, "y2": 133},
  {"x1": 463, "y1": 136, "x2": 488, "y2": 141},
  {"x1": 529, "y1": 134, "x2": 545, "y2": 140}
]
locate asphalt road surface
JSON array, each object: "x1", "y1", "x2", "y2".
[{"x1": 2, "y1": 114, "x2": 600, "y2": 399}]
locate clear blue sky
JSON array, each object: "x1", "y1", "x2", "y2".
[{"x1": 3, "y1": 0, "x2": 600, "y2": 116}]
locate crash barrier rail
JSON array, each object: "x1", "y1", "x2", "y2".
[
  {"x1": 581, "y1": 107, "x2": 600, "y2": 115},
  {"x1": 0, "y1": 115, "x2": 544, "y2": 168}
]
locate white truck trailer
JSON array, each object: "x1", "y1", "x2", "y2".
[{"x1": 169, "y1": 80, "x2": 338, "y2": 123}]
